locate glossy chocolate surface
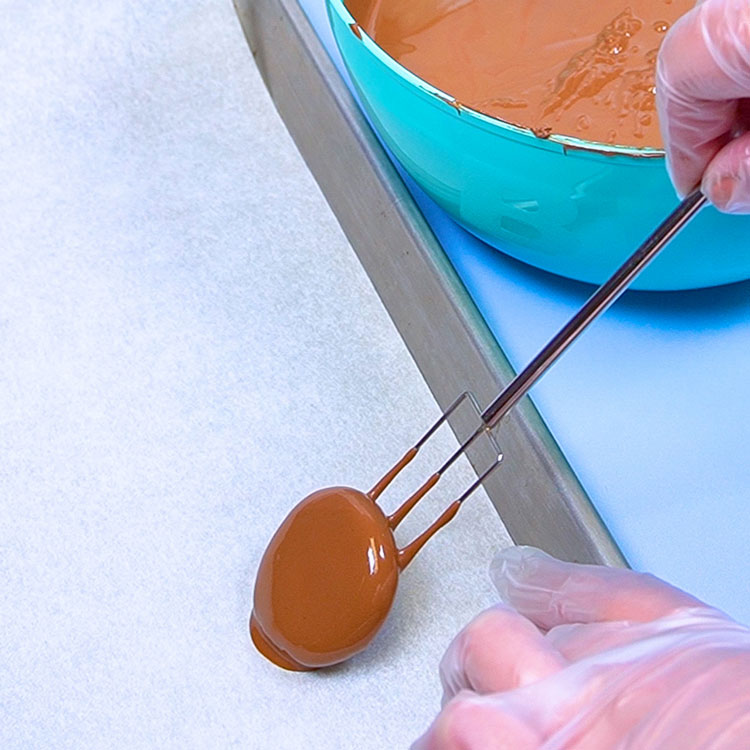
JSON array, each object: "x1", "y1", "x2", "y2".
[
  {"x1": 251, "y1": 487, "x2": 400, "y2": 670},
  {"x1": 346, "y1": 0, "x2": 692, "y2": 146}
]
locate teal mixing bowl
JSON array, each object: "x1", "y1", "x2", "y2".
[{"x1": 327, "y1": 0, "x2": 750, "y2": 291}]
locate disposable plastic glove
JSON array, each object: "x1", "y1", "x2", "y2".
[
  {"x1": 413, "y1": 546, "x2": 750, "y2": 749},
  {"x1": 657, "y1": 0, "x2": 750, "y2": 213}
]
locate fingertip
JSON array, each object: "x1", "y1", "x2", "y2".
[
  {"x1": 704, "y1": 173, "x2": 740, "y2": 211},
  {"x1": 660, "y1": 121, "x2": 720, "y2": 200},
  {"x1": 702, "y1": 133, "x2": 750, "y2": 213},
  {"x1": 490, "y1": 546, "x2": 586, "y2": 630},
  {"x1": 413, "y1": 692, "x2": 540, "y2": 750},
  {"x1": 490, "y1": 546, "x2": 572, "y2": 610},
  {"x1": 663, "y1": 154, "x2": 696, "y2": 201},
  {"x1": 439, "y1": 602, "x2": 565, "y2": 704},
  {"x1": 490, "y1": 546, "x2": 551, "y2": 601}
]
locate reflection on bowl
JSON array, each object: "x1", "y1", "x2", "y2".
[{"x1": 327, "y1": 0, "x2": 750, "y2": 291}]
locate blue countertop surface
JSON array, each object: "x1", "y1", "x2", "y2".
[{"x1": 301, "y1": 0, "x2": 750, "y2": 624}]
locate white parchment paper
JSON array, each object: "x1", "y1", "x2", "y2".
[{"x1": 0, "y1": 1, "x2": 510, "y2": 747}]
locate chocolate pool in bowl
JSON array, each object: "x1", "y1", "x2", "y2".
[
  {"x1": 328, "y1": 0, "x2": 750, "y2": 290},
  {"x1": 348, "y1": 0, "x2": 693, "y2": 147}
]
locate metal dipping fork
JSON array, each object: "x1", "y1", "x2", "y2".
[{"x1": 376, "y1": 189, "x2": 707, "y2": 526}]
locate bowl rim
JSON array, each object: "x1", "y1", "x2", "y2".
[{"x1": 327, "y1": 0, "x2": 666, "y2": 160}]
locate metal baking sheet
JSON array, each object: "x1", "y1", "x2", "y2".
[{"x1": 235, "y1": 0, "x2": 625, "y2": 567}]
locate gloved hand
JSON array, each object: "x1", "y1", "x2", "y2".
[
  {"x1": 413, "y1": 546, "x2": 750, "y2": 749},
  {"x1": 657, "y1": 0, "x2": 750, "y2": 213}
]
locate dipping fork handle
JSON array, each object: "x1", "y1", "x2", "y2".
[{"x1": 482, "y1": 189, "x2": 707, "y2": 429}]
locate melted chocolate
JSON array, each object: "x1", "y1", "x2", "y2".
[
  {"x1": 346, "y1": 0, "x2": 692, "y2": 147},
  {"x1": 251, "y1": 453, "x2": 462, "y2": 670}
]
